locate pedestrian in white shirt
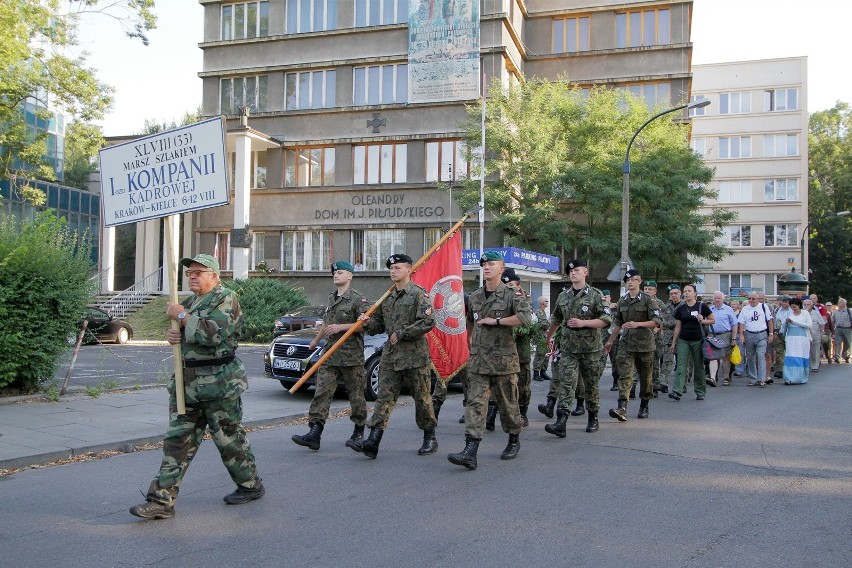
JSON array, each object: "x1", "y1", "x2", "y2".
[{"x1": 736, "y1": 292, "x2": 774, "y2": 387}]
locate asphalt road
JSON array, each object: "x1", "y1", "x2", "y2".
[{"x1": 4, "y1": 364, "x2": 851, "y2": 567}]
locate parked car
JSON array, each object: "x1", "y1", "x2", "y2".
[
  {"x1": 272, "y1": 305, "x2": 326, "y2": 336},
  {"x1": 79, "y1": 307, "x2": 133, "y2": 344}
]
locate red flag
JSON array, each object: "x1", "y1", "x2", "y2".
[{"x1": 413, "y1": 231, "x2": 469, "y2": 380}]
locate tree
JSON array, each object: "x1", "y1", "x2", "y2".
[
  {"x1": 807, "y1": 101, "x2": 852, "y2": 300},
  {"x1": 455, "y1": 80, "x2": 735, "y2": 282},
  {"x1": 0, "y1": 0, "x2": 155, "y2": 200},
  {"x1": 139, "y1": 106, "x2": 202, "y2": 135},
  {"x1": 63, "y1": 120, "x2": 103, "y2": 190}
]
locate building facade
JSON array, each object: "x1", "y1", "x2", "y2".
[{"x1": 690, "y1": 57, "x2": 808, "y2": 298}]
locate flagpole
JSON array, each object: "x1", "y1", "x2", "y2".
[
  {"x1": 288, "y1": 212, "x2": 475, "y2": 394},
  {"x1": 478, "y1": 71, "x2": 486, "y2": 285}
]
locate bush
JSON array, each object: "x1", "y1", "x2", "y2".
[
  {"x1": 0, "y1": 212, "x2": 95, "y2": 390},
  {"x1": 221, "y1": 278, "x2": 308, "y2": 343}
]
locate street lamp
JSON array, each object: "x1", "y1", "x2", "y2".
[
  {"x1": 799, "y1": 210, "x2": 851, "y2": 275},
  {"x1": 613, "y1": 98, "x2": 711, "y2": 288}
]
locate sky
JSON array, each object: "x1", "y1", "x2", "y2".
[{"x1": 75, "y1": 0, "x2": 850, "y2": 137}]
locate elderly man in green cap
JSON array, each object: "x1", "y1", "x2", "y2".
[
  {"x1": 642, "y1": 280, "x2": 668, "y2": 397},
  {"x1": 130, "y1": 254, "x2": 263, "y2": 520},
  {"x1": 292, "y1": 261, "x2": 370, "y2": 451},
  {"x1": 659, "y1": 284, "x2": 684, "y2": 393}
]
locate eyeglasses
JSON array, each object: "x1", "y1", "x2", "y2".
[{"x1": 185, "y1": 269, "x2": 213, "y2": 277}]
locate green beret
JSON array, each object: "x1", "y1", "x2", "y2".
[
  {"x1": 601, "y1": 289, "x2": 611, "y2": 296},
  {"x1": 331, "y1": 261, "x2": 354, "y2": 274},
  {"x1": 667, "y1": 284, "x2": 681, "y2": 292},
  {"x1": 644, "y1": 280, "x2": 658, "y2": 288},
  {"x1": 479, "y1": 251, "x2": 504, "y2": 265}
]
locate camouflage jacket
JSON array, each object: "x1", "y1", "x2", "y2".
[
  {"x1": 613, "y1": 291, "x2": 663, "y2": 353},
  {"x1": 320, "y1": 287, "x2": 370, "y2": 367},
  {"x1": 363, "y1": 280, "x2": 434, "y2": 371},
  {"x1": 649, "y1": 296, "x2": 667, "y2": 347},
  {"x1": 534, "y1": 308, "x2": 550, "y2": 332},
  {"x1": 467, "y1": 283, "x2": 532, "y2": 375},
  {"x1": 551, "y1": 285, "x2": 612, "y2": 354},
  {"x1": 663, "y1": 300, "x2": 684, "y2": 332},
  {"x1": 179, "y1": 285, "x2": 246, "y2": 402}
]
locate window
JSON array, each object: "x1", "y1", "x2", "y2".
[
  {"x1": 355, "y1": 0, "x2": 408, "y2": 26},
  {"x1": 285, "y1": 70, "x2": 336, "y2": 110},
  {"x1": 552, "y1": 17, "x2": 590, "y2": 53},
  {"x1": 424, "y1": 226, "x2": 481, "y2": 250},
  {"x1": 221, "y1": 2, "x2": 269, "y2": 40},
  {"x1": 689, "y1": 95, "x2": 708, "y2": 117},
  {"x1": 717, "y1": 180, "x2": 752, "y2": 203},
  {"x1": 214, "y1": 233, "x2": 231, "y2": 272},
  {"x1": 616, "y1": 8, "x2": 670, "y2": 48},
  {"x1": 764, "y1": 274, "x2": 782, "y2": 296},
  {"x1": 764, "y1": 178, "x2": 798, "y2": 201},
  {"x1": 763, "y1": 134, "x2": 798, "y2": 157},
  {"x1": 283, "y1": 146, "x2": 335, "y2": 187},
  {"x1": 353, "y1": 143, "x2": 407, "y2": 184},
  {"x1": 252, "y1": 232, "x2": 265, "y2": 269},
  {"x1": 719, "y1": 91, "x2": 751, "y2": 115},
  {"x1": 720, "y1": 274, "x2": 751, "y2": 294},
  {"x1": 425, "y1": 140, "x2": 481, "y2": 182},
  {"x1": 765, "y1": 88, "x2": 798, "y2": 112},
  {"x1": 691, "y1": 138, "x2": 705, "y2": 158},
  {"x1": 719, "y1": 136, "x2": 751, "y2": 159},
  {"x1": 764, "y1": 224, "x2": 798, "y2": 247},
  {"x1": 353, "y1": 64, "x2": 408, "y2": 105},
  {"x1": 719, "y1": 226, "x2": 751, "y2": 247},
  {"x1": 619, "y1": 82, "x2": 671, "y2": 110},
  {"x1": 220, "y1": 75, "x2": 268, "y2": 114},
  {"x1": 281, "y1": 230, "x2": 333, "y2": 271},
  {"x1": 228, "y1": 150, "x2": 268, "y2": 189},
  {"x1": 352, "y1": 229, "x2": 406, "y2": 271},
  {"x1": 286, "y1": 0, "x2": 337, "y2": 33}
]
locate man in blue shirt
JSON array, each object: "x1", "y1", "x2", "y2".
[{"x1": 708, "y1": 291, "x2": 738, "y2": 386}]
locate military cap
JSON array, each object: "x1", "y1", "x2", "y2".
[
  {"x1": 180, "y1": 253, "x2": 220, "y2": 276},
  {"x1": 566, "y1": 258, "x2": 587, "y2": 272},
  {"x1": 386, "y1": 253, "x2": 413, "y2": 268},
  {"x1": 623, "y1": 268, "x2": 641, "y2": 282},
  {"x1": 501, "y1": 267, "x2": 520, "y2": 283},
  {"x1": 330, "y1": 260, "x2": 354, "y2": 274},
  {"x1": 667, "y1": 284, "x2": 681, "y2": 292},
  {"x1": 644, "y1": 280, "x2": 658, "y2": 288},
  {"x1": 479, "y1": 250, "x2": 504, "y2": 265},
  {"x1": 601, "y1": 289, "x2": 612, "y2": 297}
]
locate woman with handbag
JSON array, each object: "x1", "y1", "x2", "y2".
[
  {"x1": 783, "y1": 297, "x2": 812, "y2": 384},
  {"x1": 669, "y1": 284, "x2": 715, "y2": 401}
]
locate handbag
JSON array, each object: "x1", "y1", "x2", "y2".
[{"x1": 698, "y1": 304, "x2": 726, "y2": 361}]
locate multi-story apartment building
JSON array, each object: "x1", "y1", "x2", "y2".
[
  {"x1": 121, "y1": 0, "x2": 695, "y2": 302},
  {"x1": 690, "y1": 57, "x2": 808, "y2": 298}
]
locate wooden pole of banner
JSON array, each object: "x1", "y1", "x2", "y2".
[
  {"x1": 164, "y1": 215, "x2": 186, "y2": 415},
  {"x1": 288, "y1": 212, "x2": 474, "y2": 394}
]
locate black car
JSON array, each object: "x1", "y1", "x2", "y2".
[
  {"x1": 264, "y1": 328, "x2": 386, "y2": 400},
  {"x1": 79, "y1": 307, "x2": 133, "y2": 344},
  {"x1": 272, "y1": 306, "x2": 326, "y2": 336}
]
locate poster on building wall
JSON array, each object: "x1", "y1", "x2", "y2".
[
  {"x1": 408, "y1": 0, "x2": 480, "y2": 103},
  {"x1": 98, "y1": 117, "x2": 229, "y2": 227}
]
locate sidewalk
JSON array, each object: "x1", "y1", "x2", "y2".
[{"x1": 0, "y1": 377, "x2": 348, "y2": 470}]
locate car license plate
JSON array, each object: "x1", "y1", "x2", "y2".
[{"x1": 273, "y1": 358, "x2": 301, "y2": 371}]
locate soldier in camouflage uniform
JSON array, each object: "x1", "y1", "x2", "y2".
[
  {"x1": 448, "y1": 251, "x2": 532, "y2": 470},
  {"x1": 130, "y1": 254, "x2": 263, "y2": 520},
  {"x1": 544, "y1": 259, "x2": 611, "y2": 436},
  {"x1": 643, "y1": 281, "x2": 668, "y2": 397},
  {"x1": 537, "y1": 328, "x2": 561, "y2": 418},
  {"x1": 532, "y1": 296, "x2": 551, "y2": 381},
  {"x1": 604, "y1": 268, "x2": 663, "y2": 422},
  {"x1": 502, "y1": 268, "x2": 533, "y2": 427},
  {"x1": 659, "y1": 284, "x2": 684, "y2": 394},
  {"x1": 292, "y1": 261, "x2": 370, "y2": 452},
  {"x1": 350, "y1": 253, "x2": 438, "y2": 459}
]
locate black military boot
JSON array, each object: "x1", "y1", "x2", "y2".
[
  {"x1": 458, "y1": 414, "x2": 465, "y2": 424},
  {"x1": 291, "y1": 422, "x2": 324, "y2": 451},
  {"x1": 537, "y1": 396, "x2": 556, "y2": 418},
  {"x1": 500, "y1": 433, "x2": 520, "y2": 460},
  {"x1": 432, "y1": 400, "x2": 442, "y2": 421},
  {"x1": 608, "y1": 398, "x2": 628, "y2": 422},
  {"x1": 629, "y1": 384, "x2": 636, "y2": 399},
  {"x1": 417, "y1": 428, "x2": 438, "y2": 455},
  {"x1": 345, "y1": 424, "x2": 365, "y2": 449},
  {"x1": 448, "y1": 436, "x2": 480, "y2": 470},
  {"x1": 637, "y1": 399, "x2": 649, "y2": 419},
  {"x1": 532, "y1": 370, "x2": 542, "y2": 381},
  {"x1": 571, "y1": 397, "x2": 586, "y2": 416},
  {"x1": 586, "y1": 410, "x2": 599, "y2": 433},
  {"x1": 350, "y1": 427, "x2": 383, "y2": 458},
  {"x1": 519, "y1": 404, "x2": 529, "y2": 427},
  {"x1": 544, "y1": 410, "x2": 569, "y2": 438},
  {"x1": 485, "y1": 401, "x2": 498, "y2": 431},
  {"x1": 540, "y1": 370, "x2": 551, "y2": 381},
  {"x1": 610, "y1": 377, "x2": 619, "y2": 391}
]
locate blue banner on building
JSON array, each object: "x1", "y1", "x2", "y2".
[{"x1": 462, "y1": 247, "x2": 560, "y2": 274}]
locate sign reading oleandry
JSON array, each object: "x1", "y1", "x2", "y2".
[{"x1": 98, "y1": 117, "x2": 229, "y2": 227}]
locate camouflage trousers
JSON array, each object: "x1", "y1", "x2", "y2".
[
  {"x1": 546, "y1": 357, "x2": 562, "y2": 399},
  {"x1": 368, "y1": 365, "x2": 436, "y2": 431},
  {"x1": 533, "y1": 348, "x2": 550, "y2": 372},
  {"x1": 464, "y1": 371, "x2": 522, "y2": 438},
  {"x1": 147, "y1": 394, "x2": 260, "y2": 506},
  {"x1": 773, "y1": 333, "x2": 786, "y2": 367},
  {"x1": 518, "y1": 358, "x2": 532, "y2": 408},
  {"x1": 309, "y1": 364, "x2": 367, "y2": 427},
  {"x1": 556, "y1": 351, "x2": 604, "y2": 413},
  {"x1": 659, "y1": 330, "x2": 676, "y2": 387},
  {"x1": 617, "y1": 350, "x2": 655, "y2": 402}
]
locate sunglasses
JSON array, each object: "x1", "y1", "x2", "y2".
[{"x1": 185, "y1": 269, "x2": 214, "y2": 277}]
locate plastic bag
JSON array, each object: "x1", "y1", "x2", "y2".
[{"x1": 730, "y1": 344, "x2": 742, "y2": 365}]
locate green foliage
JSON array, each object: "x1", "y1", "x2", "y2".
[
  {"x1": 63, "y1": 121, "x2": 104, "y2": 190},
  {"x1": 139, "y1": 106, "x2": 202, "y2": 135},
  {"x1": 807, "y1": 101, "x2": 852, "y2": 300},
  {"x1": 456, "y1": 80, "x2": 735, "y2": 282},
  {"x1": 123, "y1": 296, "x2": 171, "y2": 340},
  {"x1": 0, "y1": 212, "x2": 96, "y2": 389},
  {"x1": 220, "y1": 278, "x2": 309, "y2": 343}
]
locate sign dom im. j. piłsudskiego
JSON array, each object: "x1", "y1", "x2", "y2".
[{"x1": 98, "y1": 117, "x2": 229, "y2": 227}]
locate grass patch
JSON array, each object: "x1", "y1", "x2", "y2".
[{"x1": 124, "y1": 297, "x2": 171, "y2": 341}]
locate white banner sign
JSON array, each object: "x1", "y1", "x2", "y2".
[{"x1": 98, "y1": 117, "x2": 229, "y2": 227}]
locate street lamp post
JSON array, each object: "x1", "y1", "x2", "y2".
[
  {"x1": 615, "y1": 98, "x2": 711, "y2": 290},
  {"x1": 799, "y1": 210, "x2": 851, "y2": 276}
]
